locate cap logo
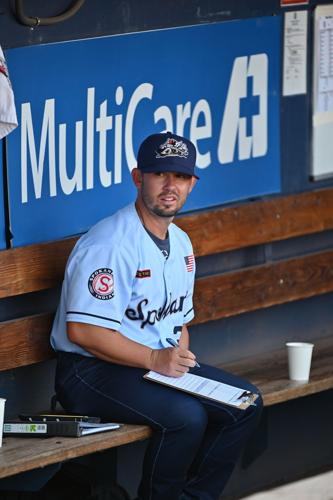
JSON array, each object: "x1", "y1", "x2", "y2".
[{"x1": 156, "y1": 138, "x2": 189, "y2": 160}]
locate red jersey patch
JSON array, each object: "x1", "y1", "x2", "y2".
[{"x1": 136, "y1": 269, "x2": 151, "y2": 278}]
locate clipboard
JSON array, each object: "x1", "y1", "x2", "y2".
[{"x1": 144, "y1": 371, "x2": 258, "y2": 410}]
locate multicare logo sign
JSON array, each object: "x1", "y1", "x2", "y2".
[{"x1": 6, "y1": 16, "x2": 281, "y2": 246}]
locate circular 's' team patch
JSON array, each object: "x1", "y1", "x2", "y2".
[{"x1": 88, "y1": 268, "x2": 114, "y2": 300}]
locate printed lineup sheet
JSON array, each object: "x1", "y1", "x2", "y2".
[
  {"x1": 283, "y1": 10, "x2": 308, "y2": 96},
  {"x1": 144, "y1": 371, "x2": 255, "y2": 408},
  {"x1": 312, "y1": 4, "x2": 333, "y2": 179},
  {"x1": 314, "y1": 10, "x2": 333, "y2": 113}
]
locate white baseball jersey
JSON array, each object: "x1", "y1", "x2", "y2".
[{"x1": 50, "y1": 203, "x2": 195, "y2": 356}]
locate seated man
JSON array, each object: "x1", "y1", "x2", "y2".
[{"x1": 51, "y1": 131, "x2": 262, "y2": 500}]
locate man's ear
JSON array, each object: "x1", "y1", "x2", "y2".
[
  {"x1": 131, "y1": 167, "x2": 142, "y2": 189},
  {"x1": 189, "y1": 177, "x2": 197, "y2": 193}
]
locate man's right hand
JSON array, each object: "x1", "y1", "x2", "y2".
[{"x1": 149, "y1": 347, "x2": 197, "y2": 377}]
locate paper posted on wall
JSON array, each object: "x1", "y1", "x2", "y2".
[{"x1": 311, "y1": 4, "x2": 333, "y2": 180}]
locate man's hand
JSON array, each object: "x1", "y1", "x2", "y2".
[{"x1": 149, "y1": 347, "x2": 197, "y2": 377}]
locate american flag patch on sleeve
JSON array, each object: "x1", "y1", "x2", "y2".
[{"x1": 184, "y1": 254, "x2": 194, "y2": 272}]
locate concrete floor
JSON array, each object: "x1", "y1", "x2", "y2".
[{"x1": 242, "y1": 470, "x2": 333, "y2": 500}]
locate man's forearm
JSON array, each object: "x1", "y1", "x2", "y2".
[
  {"x1": 179, "y1": 325, "x2": 190, "y2": 349},
  {"x1": 67, "y1": 322, "x2": 153, "y2": 369},
  {"x1": 67, "y1": 321, "x2": 197, "y2": 376}
]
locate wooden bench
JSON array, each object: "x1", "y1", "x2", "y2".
[{"x1": 0, "y1": 186, "x2": 333, "y2": 481}]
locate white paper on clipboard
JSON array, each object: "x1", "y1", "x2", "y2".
[
  {"x1": 312, "y1": 5, "x2": 333, "y2": 179},
  {"x1": 144, "y1": 371, "x2": 258, "y2": 409}
]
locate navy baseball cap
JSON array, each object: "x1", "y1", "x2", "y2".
[{"x1": 137, "y1": 132, "x2": 199, "y2": 179}]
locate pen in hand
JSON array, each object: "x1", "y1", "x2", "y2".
[
  {"x1": 236, "y1": 390, "x2": 257, "y2": 406},
  {"x1": 166, "y1": 337, "x2": 200, "y2": 368}
]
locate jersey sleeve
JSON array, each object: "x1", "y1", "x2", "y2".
[
  {"x1": 182, "y1": 237, "x2": 196, "y2": 325},
  {"x1": 65, "y1": 244, "x2": 136, "y2": 331},
  {"x1": 182, "y1": 262, "x2": 195, "y2": 324}
]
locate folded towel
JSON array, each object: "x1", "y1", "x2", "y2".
[{"x1": 0, "y1": 45, "x2": 18, "y2": 139}]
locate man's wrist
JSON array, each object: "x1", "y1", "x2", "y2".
[{"x1": 146, "y1": 347, "x2": 155, "y2": 370}]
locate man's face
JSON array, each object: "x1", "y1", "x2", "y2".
[{"x1": 138, "y1": 171, "x2": 196, "y2": 218}]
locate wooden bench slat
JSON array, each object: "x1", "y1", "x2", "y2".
[
  {"x1": 0, "y1": 188, "x2": 332, "y2": 298},
  {"x1": 0, "y1": 314, "x2": 55, "y2": 371},
  {"x1": 177, "y1": 187, "x2": 333, "y2": 256},
  {"x1": 0, "y1": 424, "x2": 152, "y2": 479},
  {"x1": 2, "y1": 248, "x2": 333, "y2": 371},
  {"x1": 0, "y1": 237, "x2": 77, "y2": 299},
  {"x1": 192, "y1": 249, "x2": 333, "y2": 324},
  {"x1": 223, "y1": 335, "x2": 333, "y2": 406}
]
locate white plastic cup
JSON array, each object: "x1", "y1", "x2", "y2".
[
  {"x1": 0, "y1": 398, "x2": 6, "y2": 447},
  {"x1": 286, "y1": 342, "x2": 314, "y2": 382}
]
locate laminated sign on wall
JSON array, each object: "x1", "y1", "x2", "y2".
[{"x1": 6, "y1": 17, "x2": 281, "y2": 246}]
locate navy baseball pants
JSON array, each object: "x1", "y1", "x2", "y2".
[{"x1": 55, "y1": 352, "x2": 262, "y2": 500}]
